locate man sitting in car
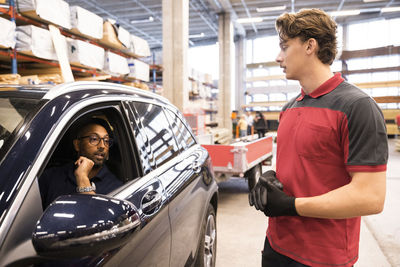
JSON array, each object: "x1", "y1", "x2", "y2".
[{"x1": 39, "y1": 118, "x2": 123, "y2": 209}]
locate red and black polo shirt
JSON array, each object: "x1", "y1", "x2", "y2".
[{"x1": 267, "y1": 73, "x2": 388, "y2": 267}]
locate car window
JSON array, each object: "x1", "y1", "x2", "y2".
[
  {"x1": 39, "y1": 107, "x2": 132, "y2": 209},
  {"x1": 123, "y1": 101, "x2": 154, "y2": 174},
  {"x1": 0, "y1": 94, "x2": 42, "y2": 160},
  {"x1": 164, "y1": 108, "x2": 196, "y2": 151},
  {"x1": 131, "y1": 102, "x2": 179, "y2": 168}
]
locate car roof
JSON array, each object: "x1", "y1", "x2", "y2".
[{"x1": 0, "y1": 82, "x2": 171, "y2": 106}]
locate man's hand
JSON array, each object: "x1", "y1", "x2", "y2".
[
  {"x1": 74, "y1": 156, "x2": 94, "y2": 186},
  {"x1": 248, "y1": 170, "x2": 298, "y2": 217}
]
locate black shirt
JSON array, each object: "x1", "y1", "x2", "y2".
[{"x1": 39, "y1": 162, "x2": 123, "y2": 209}]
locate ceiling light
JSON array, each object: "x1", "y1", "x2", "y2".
[
  {"x1": 189, "y1": 32, "x2": 205, "y2": 38},
  {"x1": 130, "y1": 16, "x2": 154, "y2": 24},
  {"x1": 237, "y1": 17, "x2": 263, "y2": 24},
  {"x1": 256, "y1": 5, "x2": 286, "y2": 13},
  {"x1": 363, "y1": 0, "x2": 385, "y2": 2},
  {"x1": 330, "y1": 10, "x2": 360, "y2": 17},
  {"x1": 381, "y1": 6, "x2": 400, "y2": 13}
]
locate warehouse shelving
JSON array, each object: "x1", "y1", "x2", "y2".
[
  {"x1": 244, "y1": 45, "x2": 400, "y2": 135},
  {"x1": 0, "y1": 1, "x2": 150, "y2": 85}
]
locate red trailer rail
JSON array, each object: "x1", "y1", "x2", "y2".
[{"x1": 202, "y1": 135, "x2": 273, "y2": 189}]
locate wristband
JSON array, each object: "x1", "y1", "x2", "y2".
[{"x1": 76, "y1": 182, "x2": 96, "y2": 193}]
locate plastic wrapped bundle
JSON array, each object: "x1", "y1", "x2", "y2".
[
  {"x1": 16, "y1": 0, "x2": 71, "y2": 29},
  {"x1": 0, "y1": 18, "x2": 16, "y2": 49},
  {"x1": 128, "y1": 59, "x2": 149, "y2": 82},
  {"x1": 130, "y1": 35, "x2": 151, "y2": 58},
  {"x1": 104, "y1": 51, "x2": 129, "y2": 76},
  {"x1": 67, "y1": 39, "x2": 104, "y2": 70},
  {"x1": 16, "y1": 25, "x2": 58, "y2": 61},
  {"x1": 70, "y1": 6, "x2": 103, "y2": 40}
]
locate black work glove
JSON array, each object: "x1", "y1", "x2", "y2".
[{"x1": 248, "y1": 170, "x2": 298, "y2": 217}]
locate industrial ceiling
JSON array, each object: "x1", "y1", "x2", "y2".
[{"x1": 63, "y1": 0, "x2": 400, "y2": 50}]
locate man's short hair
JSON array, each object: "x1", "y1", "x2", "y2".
[
  {"x1": 275, "y1": 8, "x2": 338, "y2": 65},
  {"x1": 74, "y1": 117, "x2": 113, "y2": 139}
]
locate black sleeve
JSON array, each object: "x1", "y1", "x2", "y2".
[{"x1": 346, "y1": 97, "x2": 388, "y2": 167}]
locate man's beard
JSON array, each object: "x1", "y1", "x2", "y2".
[{"x1": 79, "y1": 151, "x2": 108, "y2": 168}]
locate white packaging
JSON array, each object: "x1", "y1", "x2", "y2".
[
  {"x1": 104, "y1": 51, "x2": 129, "y2": 76},
  {"x1": 128, "y1": 59, "x2": 149, "y2": 82},
  {"x1": 16, "y1": 25, "x2": 57, "y2": 61},
  {"x1": 117, "y1": 26, "x2": 131, "y2": 49},
  {"x1": 16, "y1": 0, "x2": 71, "y2": 29},
  {"x1": 0, "y1": 18, "x2": 16, "y2": 49},
  {"x1": 67, "y1": 39, "x2": 104, "y2": 70},
  {"x1": 130, "y1": 34, "x2": 151, "y2": 57},
  {"x1": 70, "y1": 6, "x2": 103, "y2": 39}
]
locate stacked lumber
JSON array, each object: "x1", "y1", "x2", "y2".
[
  {"x1": 208, "y1": 128, "x2": 232, "y2": 144},
  {"x1": 123, "y1": 82, "x2": 149, "y2": 90},
  {"x1": 0, "y1": 74, "x2": 21, "y2": 84}
]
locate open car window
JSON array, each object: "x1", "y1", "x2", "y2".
[{"x1": 38, "y1": 105, "x2": 138, "y2": 209}]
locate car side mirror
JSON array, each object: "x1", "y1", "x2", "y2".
[{"x1": 32, "y1": 194, "x2": 140, "y2": 258}]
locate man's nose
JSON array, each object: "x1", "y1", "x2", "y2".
[{"x1": 276, "y1": 52, "x2": 283, "y2": 63}]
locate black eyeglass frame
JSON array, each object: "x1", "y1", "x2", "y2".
[{"x1": 78, "y1": 134, "x2": 113, "y2": 147}]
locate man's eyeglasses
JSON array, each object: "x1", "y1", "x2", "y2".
[{"x1": 79, "y1": 134, "x2": 113, "y2": 147}]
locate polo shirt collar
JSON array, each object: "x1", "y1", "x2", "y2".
[
  {"x1": 67, "y1": 162, "x2": 109, "y2": 185},
  {"x1": 296, "y1": 73, "x2": 344, "y2": 101}
]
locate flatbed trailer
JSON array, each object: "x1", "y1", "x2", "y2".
[{"x1": 202, "y1": 135, "x2": 273, "y2": 189}]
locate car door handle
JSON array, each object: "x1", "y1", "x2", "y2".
[
  {"x1": 192, "y1": 161, "x2": 202, "y2": 173},
  {"x1": 141, "y1": 191, "x2": 162, "y2": 215}
]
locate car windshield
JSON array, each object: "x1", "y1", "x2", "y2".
[{"x1": 0, "y1": 91, "x2": 44, "y2": 161}]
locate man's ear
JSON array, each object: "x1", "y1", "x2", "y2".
[
  {"x1": 73, "y1": 139, "x2": 80, "y2": 152},
  {"x1": 305, "y1": 38, "x2": 318, "y2": 54}
]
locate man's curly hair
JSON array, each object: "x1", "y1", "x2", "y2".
[{"x1": 276, "y1": 8, "x2": 338, "y2": 65}]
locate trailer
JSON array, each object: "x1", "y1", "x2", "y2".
[{"x1": 202, "y1": 135, "x2": 273, "y2": 190}]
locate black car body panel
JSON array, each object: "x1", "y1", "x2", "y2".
[{"x1": 0, "y1": 82, "x2": 218, "y2": 267}]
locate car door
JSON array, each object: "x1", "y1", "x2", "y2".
[
  {"x1": 124, "y1": 100, "x2": 209, "y2": 265},
  {"x1": 105, "y1": 100, "x2": 172, "y2": 267},
  {"x1": 163, "y1": 108, "x2": 212, "y2": 267}
]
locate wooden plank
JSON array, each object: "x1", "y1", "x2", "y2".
[
  {"x1": 340, "y1": 46, "x2": 400, "y2": 60},
  {"x1": 76, "y1": 75, "x2": 112, "y2": 81},
  {"x1": 246, "y1": 75, "x2": 286, "y2": 82},
  {"x1": 247, "y1": 61, "x2": 279, "y2": 69},
  {"x1": 48, "y1": 25, "x2": 74, "y2": 83},
  {"x1": 355, "y1": 80, "x2": 400, "y2": 89},
  {"x1": 342, "y1": 66, "x2": 400, "y2": 75},
  {"x1": 382, "y1": 109, "x2": 400, "y2": 119},
  {"x1": 242, "y1": 101, "x2": 287, "y2": 108},
  {"x1": 373, "y1": 96, "x2": 400, "y2": 103}
]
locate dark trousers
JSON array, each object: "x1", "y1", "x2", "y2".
[
  {"x1": 262, "y1": 236, "x2": 309, "y2": 267},
  {"x1": 257, "y1": 129, "x2": 266, "y2": 138}
]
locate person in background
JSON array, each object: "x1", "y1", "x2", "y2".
[
  {"x1": 248, "y1": 8, "x2": 388, "y2": 267},
  {"x1": 254, "y1": 111, "x2": 267, "y2": 138},
  {"x1": 396, "y1": 113, "x2": 400, "y2": 131},
  {"x1": 39, "y1": 118, "x2": 123, "y2": 209},
  {"x1": 237, "y1": 114, "x2": 248, "y2": 138},
  {"x1": 245, "y1": 111, "x2": 254, "y2": 135}
]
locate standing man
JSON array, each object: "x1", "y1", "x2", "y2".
[
  {"x1": 245, "y1": 111, "x2": 254, "y2": 135},
  {"x1": 249, "y1": 8, "x2": 388, "y2": 267}
]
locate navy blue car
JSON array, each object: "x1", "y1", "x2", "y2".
[{"x1": 0, "y1": 82, "x2": 218, "y2": 266}]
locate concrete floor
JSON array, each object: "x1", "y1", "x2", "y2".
[{"x1": 216, "y1": 138, "x2": 400, "y2": 267}]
